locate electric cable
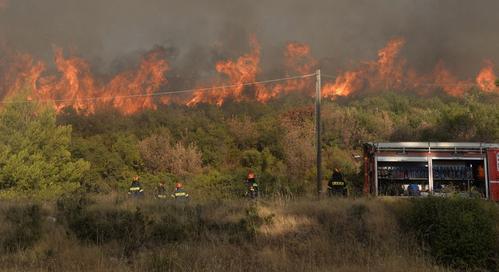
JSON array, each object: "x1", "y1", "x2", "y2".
[
  {"x1": 0, "y1": 73, "x2": 316, "y2": 104},
  {"x1": 321, "y1": 73, "x2": 482, "y2": 86}
]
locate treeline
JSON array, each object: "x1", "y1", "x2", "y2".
[{"x1": 0, "y1": 89, "x2": 498, "y2": 198}]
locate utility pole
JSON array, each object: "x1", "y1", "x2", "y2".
[{"x1": 315, "y1": 69, "x2": 322, "y2": 197}]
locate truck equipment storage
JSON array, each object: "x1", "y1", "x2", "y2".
[{"x1": 363, "y1": 142, "x2": 499, "y2": 200}]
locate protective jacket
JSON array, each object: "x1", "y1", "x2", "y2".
[
  {"x1": 328, "y1": 170, "x2": 346, "y2": 196},
  {"x1": 171, "y1": 188, "x2": 189, "y2": 200},
  {"x1": 245, "y1": 178, "x2": 259, "y2": 198},
  {"x1": 128, "y1": 180, "x2": 144, "y2": 197},
  {"x1": 157, "y1": 184, "x2": 168, "y2": 199}
]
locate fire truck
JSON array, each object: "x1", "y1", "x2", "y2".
[{"x1": 363, "y1": 142, "x2": 499, "y2": 200}]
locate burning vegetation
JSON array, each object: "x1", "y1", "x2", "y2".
[{"x1": 0, "y1": 36, "x2": 497, "y2": 115}]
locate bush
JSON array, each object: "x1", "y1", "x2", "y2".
[
  {"x1": 190, "y1": 170, "x2": 244, "y2": 200},
  {"x1": 198, "y1": 203, "x2": 273, "y2": 244},
  {"x1": 240, "y1": 149, "x2": 263, "y2": 169},
  {"x1": 0, "y1": 96, "x2": 90, "y2": 199},
  {"x1": 1, "y1": 204, "x2": 43, "y2": 252},
  {"x1": 148, "y1": 214, "x2": 189, "y2": 244},
  {"x1": 57, "y1": 194, "x2": 207, "y2": 256},
  {"x1": 57, "y1": 195, "x2": 149, "y2": 257},
  {"x1": 402, "y1": 197, "x2": 498, "y2": 270}
]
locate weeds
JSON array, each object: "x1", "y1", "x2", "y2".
[
  {"x1": 0, "y1": 196, "x2": 470, "y2": 271},
  {"x1": 1, "y1": 204, "x2": 42, "y2": 252}
]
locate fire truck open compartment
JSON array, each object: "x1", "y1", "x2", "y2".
[
  {"x1": 364, "y1": 142, "x2": 499, "y2": 200},
  {"x1": 377, "y1": 160, "x2": 429, "y2": 196},
  {"x1": 432, "y1": 159, "x2": 486, "y2": 196}
]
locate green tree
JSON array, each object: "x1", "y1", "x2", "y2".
[{"x1": 0, "y1": 97, "x2": 90, "y2": 198}]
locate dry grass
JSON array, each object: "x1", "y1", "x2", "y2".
[{"x1": 0, "y1": 196, "x2": 449, "y2": 272}]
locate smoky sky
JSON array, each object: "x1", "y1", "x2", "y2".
[{"x1": 1, "y1": 0, "x2": 499, "y2": 78}]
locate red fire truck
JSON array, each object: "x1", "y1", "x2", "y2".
[{"x1": 363, "y1": 142, "x2": 499, "y2": 200}]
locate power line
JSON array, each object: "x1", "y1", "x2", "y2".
[
  {"x1": 3, "y1": 71, "x2": 490, "y2": 105},
  {"x1": 321, "y1": 73, "x2": 482, "y2": 86},
  {"x1": 1, "y1": 73, "x2": 316, "y2": 104}
]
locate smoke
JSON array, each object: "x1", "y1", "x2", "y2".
[{"x1": 1, "y1": 0, "x2": 499, "y2": 79}]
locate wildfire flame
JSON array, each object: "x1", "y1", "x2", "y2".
[
  {"x1": 187, "y1": 36, "x2": 265, "y2": 106},
  {"x1": 284, "y1": 42, "x2": 318, "y2": 75},
  {"x1": 323, "y1": 37, "x2": 498, "y2": 98},
  {"x1": 432, "y1": 61, "x2": 468, "y2": 96},
  {"x1": 187, "y1": 39, "x2": 317, "y2": 106},
  {"x1": 323, "y1": 38, "x2": 407, "y2": 98},
  {"x1": 375, "y1": 37, "x2": 406, "y2": 90},
  {"x1": 2, "y1": 47, "x2": 169, "y2": 115},
  {"x1": 476, "y1": 60, "x2": 497, "y2": 92},
  {"x1": 0, "y1": 35, "x2": 497, "y2": 115}
]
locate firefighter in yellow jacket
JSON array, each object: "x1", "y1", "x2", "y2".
[
  {"x1": 328, "y1": 168, "x2": 347, "y2": 197},
  {"x1": 171, "y1": 183, "x2": 189, "y2": 200},
  {"x1": 128, "y1": 175, "x2": 144, "y2": 198},
  {"x1": 157, "y1": 181, "x2": 168, "y2": 199}
]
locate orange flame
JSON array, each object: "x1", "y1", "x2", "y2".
[
  {"x1": 476, "y1": 60, "x2": 497, "y2": 92},
  {"x1": 0, "y1": 52, "x2": 44, "y2": 101},
  {"x1": 1, "y1": 35, "x2": 498, "y2": 115},
  {"x1": 187, "y1": 39, "x2": 319, "y2": 106},
  {"x1": 284, "y1": 42, "x2": 317, "y2": 75},
  {"x1": 322, "y1": 37, "x2": 496, "y2": 97},
  {"x1": 323, "y1": 37, "x2": 407, "y2": 97},
  {"x1": 432, "y1": 61, "x2": 469, "y2": 96},
  {"x1": 261, "y1": 42, "x2": 317, "y2": 102},
  {"x1": 2, "y1": 47, "x2": 169, "y2": 115},
  {"x1": 101, "y1": 48, "x2": 169, "y2": 114},
  {"x1": 323, "y1": 71, "x2": 364, "y2": 97},
  {"x1": 187, "y1": 36, "x2": 265, "y2": 106},
  {"x1": 374, "y1": 37, "x2": 406, "y2": 90},
  {"x1": 35, "y1": 47, "x2": 99, "y2": 112}
]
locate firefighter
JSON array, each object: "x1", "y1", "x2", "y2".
[
  {"x1": 328, "y1": 168, "x2": 346, "y2": 197},
  {"x1": 245, "y1": 170, "x2": 258, "y2": 198},
  {"x1": 157, "y1": 181, "x2": 168, "y2": 199},
  {"x1": 128, "y1": 175, "x2": 144, "y2": 197},
  {"x1": 171, "y1": 183, "x2": 189, "y2": 200}
]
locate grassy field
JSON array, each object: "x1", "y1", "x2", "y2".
[{"x1": 0, "y1": 195, "x2": 458, "y2": 272}]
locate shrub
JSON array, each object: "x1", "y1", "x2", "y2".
[
  {"x1": 190, "y1": 170, "x2": 244, "y2": 200},
  {"x1": 240, "y1": 149, "x2": 263, "y2": 169},
  {"x1": 1, "y1": 204, "x2": 43, "y2": 252},
  {"x1": 138, "y1": 133, "x2": 172, "y2": 173},
  {"x1": 0, "y1": 95, "x2": 90, "y2": 199},
  {"x1": 402, "y1": 197, "x2": 498, "y2": 270},
  {"x1": 139, "y1": 133, "x2": 203, "y2": 178},
  {"x1": 148, "y1": 214, "x2": 188, "y2": 244},
  {"x1": 57, "y1": 195, "x2": 149, "y2": 257}
]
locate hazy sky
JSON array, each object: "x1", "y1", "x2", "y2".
[{"x1": 1, "y1": 0, "x2": 498, "y2": 77}]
